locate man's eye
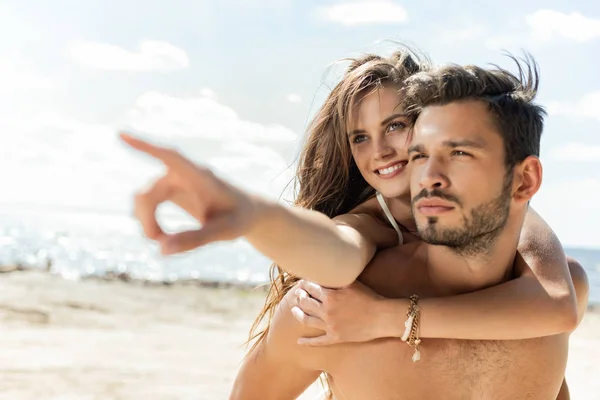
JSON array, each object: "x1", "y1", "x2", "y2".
[
  {"x1": 410, "y1": 153, "x2": 426, "y2": 161},
  {"x1": 452, "y1": 150, "x2": 471, "y2": 157}
]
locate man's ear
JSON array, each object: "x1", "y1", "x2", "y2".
[{"x1": 512, "y1": 156, "x2": 543, "y2": 203}]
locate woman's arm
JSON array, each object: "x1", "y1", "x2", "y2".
[
  {"x1": 294, "y1": 207, "x2": 586, "y2": 343},
  {"x1": 245, "y1": 197, "x2": 398, "y2": 288},
  {"x1": 402, "y1": 207, "x2": 579, "y2": 339},
  {"x1": 121, "y1": 131, "x2": 398, "y2": 288}
]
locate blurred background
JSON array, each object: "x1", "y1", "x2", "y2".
[{"x1": 0, "y1": 1, "x2": 599, "y2": 399}]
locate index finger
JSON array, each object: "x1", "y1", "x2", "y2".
[{"x1": 119, "y1": 132, "x2": 193, "y2": 171}]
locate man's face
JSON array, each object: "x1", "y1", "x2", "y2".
[{"x1": 408, "y1": 100, "x2": 513, "y2": 256}]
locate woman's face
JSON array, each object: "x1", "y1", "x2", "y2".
[{"x1": 348, "y1": 85, "x2": 411, "y2": 199}]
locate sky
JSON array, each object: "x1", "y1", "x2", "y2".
[{"x1": 0, "y1": 0, "x2": 598, "y2": 248}]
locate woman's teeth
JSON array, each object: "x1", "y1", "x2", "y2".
[{"x1": 378, "y1": 164, "x2": 403, "y2": 175}]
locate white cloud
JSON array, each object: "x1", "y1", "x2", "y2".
[
  {"x1": 527, "y1": 10, "x2": 600, "y2": 43},
  {"x1": 0, "y1": 61, "x2": 54, "y2": 91},
  {"x1": 67, "y1": 40, "x2": 189, "y2": 71},
  {"x1": 315, "y1": 1, "x2": 408, "y2": 26},
  {"x1": 126, "y1": 91, "x2": 297, "y2": 142},
  {"x1": 548, "y1": 142, "x2": 600, "y2": 162},
  {"x1": 533, "y1": 179, "x2": 600, "y2": 248},
  {"x1": 547, "y1": 91, "x2": 600, "y2": 122},
  {"x1": 124, "y1": 91, "x2": 298, "y2": 197},
  {"x1": 200, "y1": 88, "x2": 216, "y2": 99},
  {"x1": 0, "y1": 112, "x2": 152, "y2": 211},
  {"x1": 486, "y1": 10, "x2": 600, "y2": 49},
  {"x1": 286, "y1": 93, "x2": 302, "y2": 103},
  {"x1": 207, "y1": 140, "x2": 292, "y2": 191},
  {"x1": 0, "y1": 91, "x2": 298, "y2": 213}
]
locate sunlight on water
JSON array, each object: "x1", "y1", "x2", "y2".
[
  {"x1": 0, "y1": 206, "x2": 598, "y2": 304},
  {"x1": 0, "y1": 207, "x2": 271, "y2": 285}
]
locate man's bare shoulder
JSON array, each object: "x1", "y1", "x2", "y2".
[
  {"x1": 230, "y1": 286, "x2": 325, "y2": 399},
  {"x1": 267, "y1": 285, "x2": 338, "y2": 370},
  {"x1": 566, "y1": 256, "x2": 590, "y2": 326}
]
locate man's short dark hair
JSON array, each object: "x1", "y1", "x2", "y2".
[{"x1": 402, "y1": 53, "x2": 546, "y2": 168}]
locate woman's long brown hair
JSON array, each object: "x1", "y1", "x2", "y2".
[{"x1": 246, "y1": 48, "x2": 429, "y2": 398}]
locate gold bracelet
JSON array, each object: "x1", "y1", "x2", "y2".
[{"x1": 401, "y1": 295, "x2": 421, "y2": 362}]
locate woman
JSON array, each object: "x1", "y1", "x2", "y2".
[{"x1": 121, "y1": 49, "x2": 583, "y2": 398}]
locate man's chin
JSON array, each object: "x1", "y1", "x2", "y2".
[
  {"x1": 421, "y1": 235, "x2": 456, "y2": 246},
  {"x1": 418, "y1": 224, "x2": 466, "y2": 246}
]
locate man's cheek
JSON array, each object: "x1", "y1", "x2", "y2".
[{"x1": 409, "y1": 165, "x2": 422, "y2": 191}]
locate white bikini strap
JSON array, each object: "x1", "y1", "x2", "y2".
[{"x1": 375, "y1": 192, "x2": 403, "y2": 245}]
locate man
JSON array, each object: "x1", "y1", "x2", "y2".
[
  {"x1": 226, "y1": 59, "x2": 589, "y2": 399},
  {"x1": 122, "y1": 56, "x2": 588, "y2": 399}
]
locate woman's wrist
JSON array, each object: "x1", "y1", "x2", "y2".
[{"x1": 375, "y1": 297, "x2": 412, "y2": 339}]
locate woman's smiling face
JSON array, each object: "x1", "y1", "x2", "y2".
[{"x1": 348, "y1": 85, "x2": 412, "y2": 199}]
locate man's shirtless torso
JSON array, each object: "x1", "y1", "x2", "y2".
[
  {"x1": 324, "y1": 242, "x2": 568, "y2": 399},
  {"x1": 233, "y1": 241, "x2": 570, "y2": 400}
]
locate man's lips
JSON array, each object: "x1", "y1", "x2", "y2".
[{"x1": 414, "y1": 198, "x2": 455, "y2": 215}]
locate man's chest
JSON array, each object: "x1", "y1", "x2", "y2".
[
  {"x1": 326, "y1": 335, "x2": 565, "y2": 400},
  {"x1": 357, "y1": 243, "x2": 432, "y2": 299}
]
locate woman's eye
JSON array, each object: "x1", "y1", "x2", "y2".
[
  {"x1": 352, "y1": 135, "x2": 367, "y2": 144},
  {"x1": 387, "y1": 121, "x2": 406, "y2": 133}
]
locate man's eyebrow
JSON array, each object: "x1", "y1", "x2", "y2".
[
  {"x1": 442, "y1": 139, "x2": 487, "y2": 149},
  {"x1": 408, "y1": 139, "x2": 486, "y2": 154},
  {"x1": 407, "y1": 144, "x2": 424, "y2": 154},
  {"x1": 348, "y1": 113, "x2": 408, "y2": 136}
]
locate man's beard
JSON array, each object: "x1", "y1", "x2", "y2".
[{"x1": 411, "y1": 172, "x2": 513, "y2": 257}]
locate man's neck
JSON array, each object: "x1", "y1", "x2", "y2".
[
  {"x1": 386, "y1": 195, "x2": 418, "y2": 233},
  {"x1": 424, "y1": 212, "x2": 525, "y2": 296}
]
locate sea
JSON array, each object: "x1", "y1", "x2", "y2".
[{"x1": 0, "y1": 205, "x2": 598, "y2": 306}]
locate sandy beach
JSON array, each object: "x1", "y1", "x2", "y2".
[{"x1": 1, "y1": 270, "x2": 598, "y2": 400}]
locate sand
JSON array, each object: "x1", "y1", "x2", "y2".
[{"x1": 0, "y1": 270, "x2": 598, "y2": 400}]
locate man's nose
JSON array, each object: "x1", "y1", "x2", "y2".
[{"x1": 418, "y1": 157, "x2": 450, "y2": 190}]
